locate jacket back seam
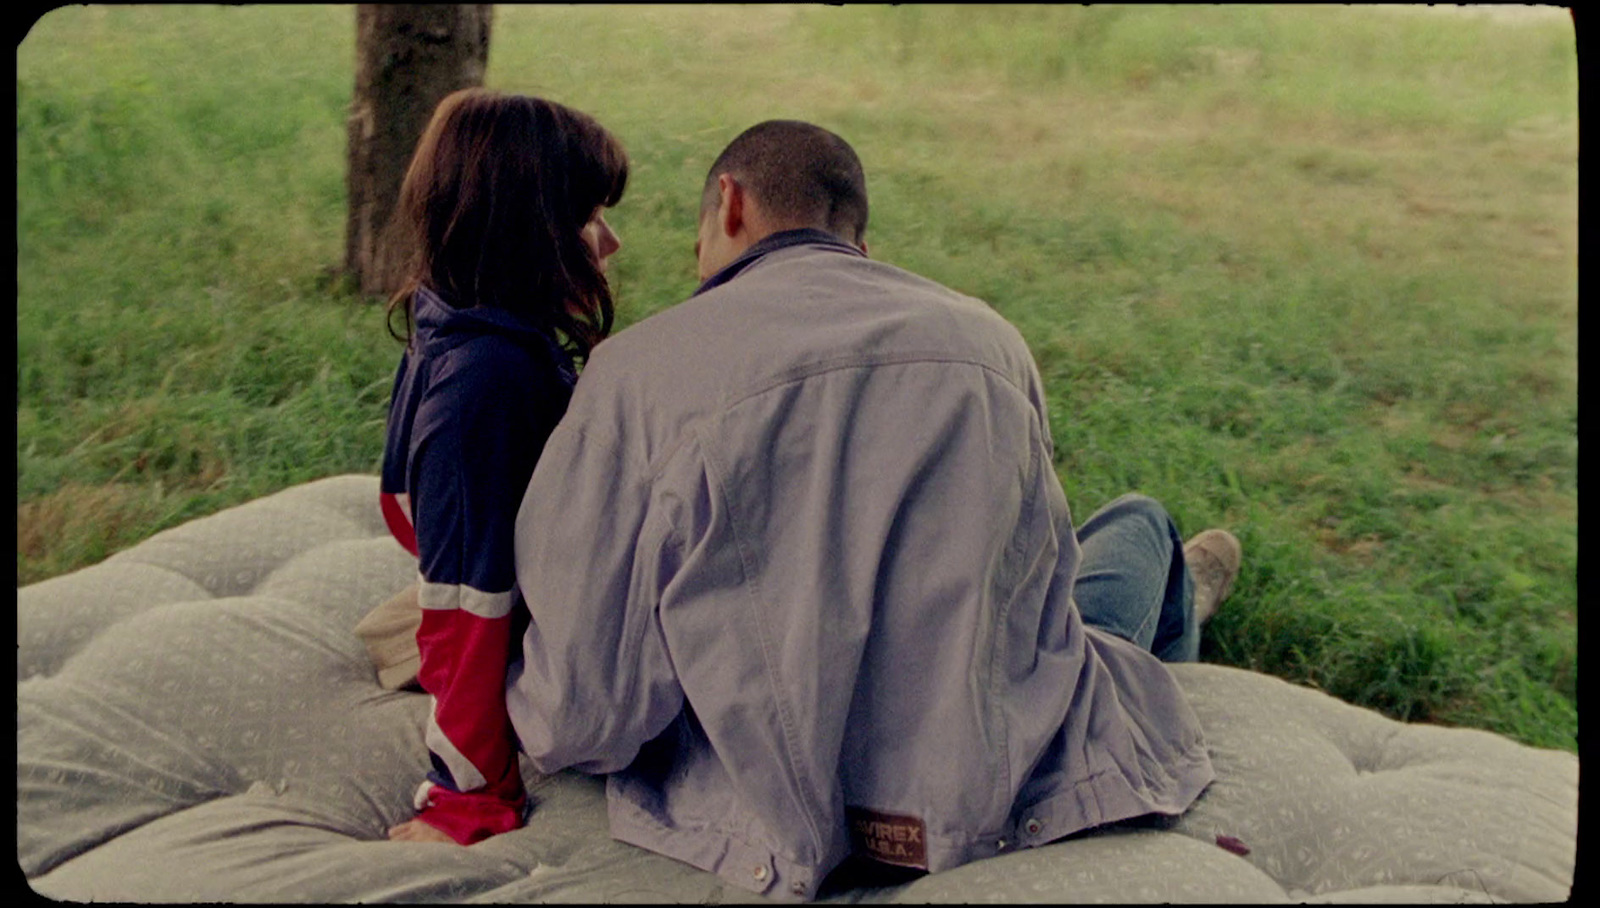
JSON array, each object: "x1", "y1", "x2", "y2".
[{"x1": 689, "y1": 423, "x2": 830, "y2": 866}]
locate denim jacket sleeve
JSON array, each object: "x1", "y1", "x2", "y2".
[{"x1": 507, "y1": 418, "x2": 686, "y2": 776}]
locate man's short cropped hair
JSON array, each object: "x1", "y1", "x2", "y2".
[{"x1": 700, "y1": 120, "x2": 868, "y2": 245}]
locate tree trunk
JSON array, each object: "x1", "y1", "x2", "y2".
[{"x1": 345, "y1": 4, "x2": 492, "y2": 297}]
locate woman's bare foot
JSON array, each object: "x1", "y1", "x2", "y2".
[{"x1": 387, "y1": 819, "x2": 458, "y2": 843}]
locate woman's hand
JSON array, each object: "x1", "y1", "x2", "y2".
[{"x1": 387, "y1": 818, "x2": 460, "y2": 844}]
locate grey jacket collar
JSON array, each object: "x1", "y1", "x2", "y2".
[{"x1": 693, "y1": 227, "x2": 865, "y2": 297}]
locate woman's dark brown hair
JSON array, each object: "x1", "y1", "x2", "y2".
[{"x1": 386, "y1": 88, "x2": 629, "y2": 362}]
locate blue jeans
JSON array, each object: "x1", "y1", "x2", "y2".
[{"x1": 1073, "y1": 493, "x2": 1198, "y2": 663}]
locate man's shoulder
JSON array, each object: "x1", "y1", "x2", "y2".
[
  {"x1": 784, "y1": 247, "x2": 1008, "y2": 323},
  {"x1": 581, "y1": 298, "x2": 704, "y2": 382},
  {"x1": 579, "y1": 244, "x2": 1031, "y2": 396}
]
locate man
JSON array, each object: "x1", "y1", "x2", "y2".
[{"x1": 505, "y1": 120, "x2": 1242, "y2": 900}]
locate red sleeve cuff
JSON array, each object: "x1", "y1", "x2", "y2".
[{"x1": 414, "y1": 784, "x2": 528, "y2": 845}]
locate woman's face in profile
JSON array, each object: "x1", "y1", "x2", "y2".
[{"x1": 581, "y1": 209, "x2": 621, "y2": 272}]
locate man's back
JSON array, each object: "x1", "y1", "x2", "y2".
[
  {"x1": 564, "y1": 234, "x2": 1045, "y2": 461},
  {"x1": 508, "y1": 233, "x2": 1212, "y2": 899}
]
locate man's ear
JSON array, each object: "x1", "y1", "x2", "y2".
[{"x1": 717, "y1": 172, "x2": 746, "y2": 239}]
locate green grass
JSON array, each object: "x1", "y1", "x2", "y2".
[{"x1": 17, "y1": 5, "x2": 1577, "y2": 752}]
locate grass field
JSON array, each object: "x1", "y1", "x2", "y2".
[{"x1": 17, "y1": 5, "x2": 1577, "y2": 751}]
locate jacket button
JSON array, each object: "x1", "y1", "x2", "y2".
[
  {"x1": 752, "y1": 865, "x2": 769, "y2": 882},
  {"x1": 1024, "y1": 818, "x2": 1044, "y2": 836}
]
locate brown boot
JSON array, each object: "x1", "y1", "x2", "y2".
[{"x1": 1184, "y1": 529, "x2": 1241, "y2": 625}]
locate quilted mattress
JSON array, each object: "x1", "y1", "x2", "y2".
[{"x1": 17, "y1": 475, "x2": 1577, "y2": 902}]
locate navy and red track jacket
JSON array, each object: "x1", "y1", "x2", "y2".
[{"x1": 380, "y1": 286, "x2": 575, "y2": 843}]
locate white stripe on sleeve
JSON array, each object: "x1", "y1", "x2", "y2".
[
  {"x1": 424, "y1": 698, "x2": 490, "y2": 792},
  {"x1": 417, "y1": 577, "x2": 515, "y2": 619}
]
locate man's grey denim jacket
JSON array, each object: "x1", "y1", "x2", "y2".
[{"x1": 506, "y1": 230, "x2": 1215, "y2": 901}]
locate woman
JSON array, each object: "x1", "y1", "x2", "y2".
[{"x1": 374, "y1": 87, "x2": 627, "y2": 844}]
